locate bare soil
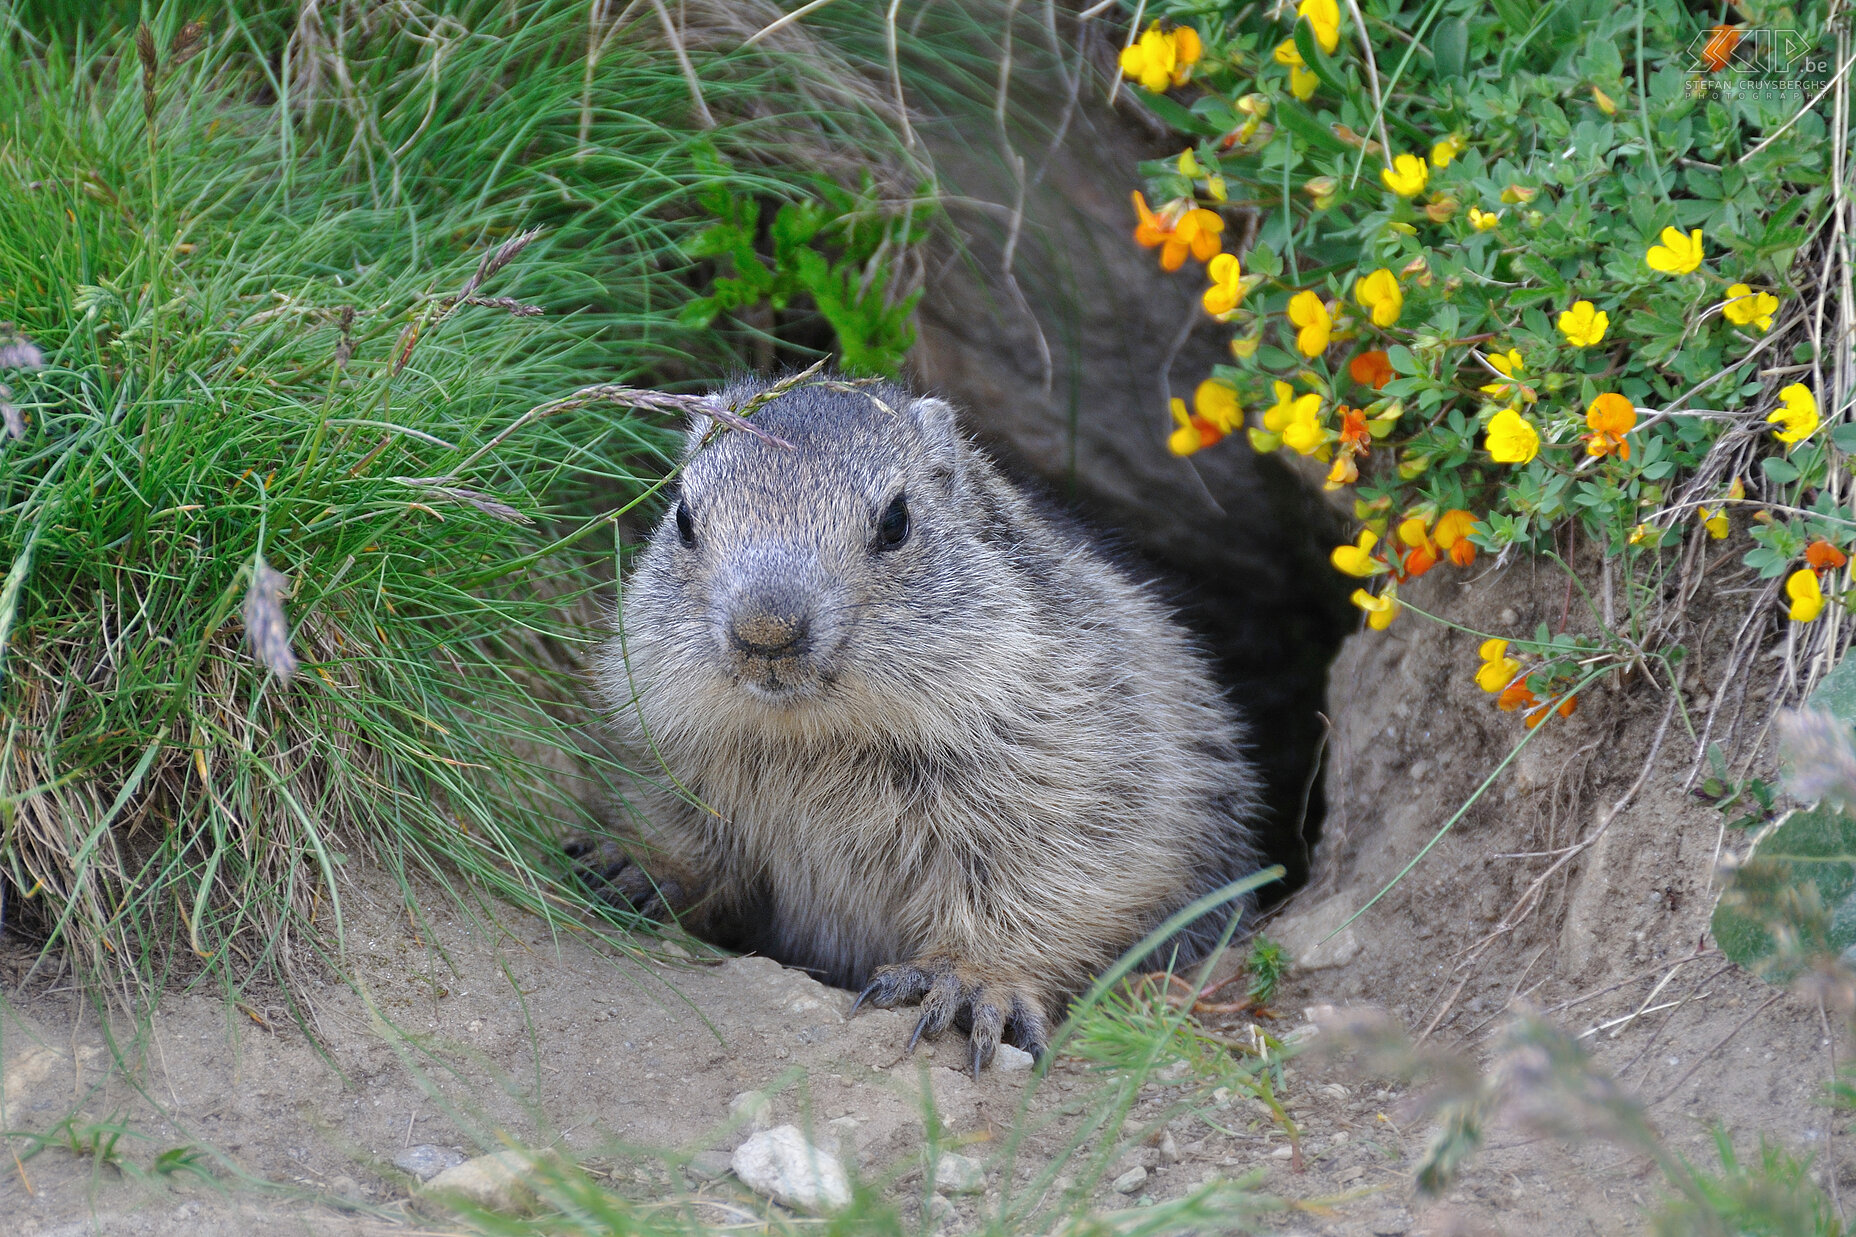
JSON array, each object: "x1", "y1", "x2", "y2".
[{"x1": 2, "y1": 556, "x2": 1843, "y2": 1236}]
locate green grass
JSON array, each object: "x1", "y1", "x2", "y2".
[{"x1": 0, "y1": 0, "x2": 904, "y2": 1002}]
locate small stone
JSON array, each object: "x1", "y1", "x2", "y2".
[
  {"x1": 394, "y1": 1144, "x2": 466, "y2": 1182},
  {"x1": 993, "y1": 1043, "x2": 1035, "y2": 1072},
  {"x1": 685, "y1": 1149, "x2": 732, "y2": 1182},
  {"x1": 1157, "y1": 1130, "x2": 1180, "y2": 1164},
  {"x1": 934, "y1": 1152, "x2": 985, "y2": 1194},
  {"x1": 731, "y1": 1126, "x2": 851, "y2": 1213},
  {"x1": 328, "y1": 1175, "x2": 362, "y2": 1198},
  {"x1": 926, "y1": 1193, "x2": 957, "y2": 1226},
  {"x1": 421, "y1": 1149, "x2": 545, "y2": 1216},
  {"x1": 1270, "y1": 1145, "x2": 1294, "y2": 1159},
  {"x1": 729, "y1": 1090, "x2": 773, "y2": 1132},
  {"x1": 1111, "y1": 1166, "x2": 1147, "y2": 1194},
  {"x1": 824, "y1": 1116, "x2": 861, "y2": 1163},
  {"x1": 1498, "y1": 607, "x2": 1519, "y2": 626}
]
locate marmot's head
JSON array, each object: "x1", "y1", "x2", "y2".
[{"x1": 625, "y1": 377, "x2": 978, "y2": 713}]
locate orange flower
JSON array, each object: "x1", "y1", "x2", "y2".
[
  {"x1": 1496, "y1": 679, "x2": 1538, "y2": 712},
  {"x1": 1432, "y1": 509, "x2": 1478, "y2": 566},
  {"x1": 1349, "y1": 350, "x2": 1395, "y2": 391},
  {"x1": 1131, "y1": 192, "x2": 1222, "y2": 270},
  {"x1": 1324, "y1": 406, "x2": 1372, "y2": 490},
  {"x1": 1396, "y1": 514, "x2": 1440, "y2": 578},
  {"x1": 1584, "y1": 392, "x2": 1636, "y2": 460},
  {"x1": 1524, "y1": 694, "x2": 1577, "y2": 729},
  {"x1": 1338, "y1": 406, "x2": 1370, "y2": 452},
  {"x1": 1806, "y1": 539, "x2": 1849, "y2": 571}
]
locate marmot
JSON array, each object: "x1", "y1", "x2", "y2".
[{"x1": 587, "y1": 374, "x2": 1262, "y2": 1072}]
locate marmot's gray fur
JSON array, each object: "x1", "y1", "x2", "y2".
[{"x1": 589, "y1": 374, "x2": 1261, "y2": 1071}]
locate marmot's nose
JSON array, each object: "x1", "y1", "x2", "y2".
[{"x1": 727, "y1": 600, "x2": 811, "y2": 658}]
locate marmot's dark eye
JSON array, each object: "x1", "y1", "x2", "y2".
[
  {"x1": 875, "y1": 494, "x2": 910, "y2": 551},
  {"x1": 675, "y1": 499, "x2": 696, "y2": 547}
]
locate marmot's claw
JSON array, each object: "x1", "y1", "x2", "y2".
[
  {"x1": 565, "y1": 842, "x2": 676, "y2": 920},
  {"x1": 856, "y1": 958, "x2": 1047, "y2": 1074}
]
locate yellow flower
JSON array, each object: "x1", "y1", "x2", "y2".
[
  {"x1": 1645, "y1": 226, "x2": 1705, "y2": 275},
  {"x1": 1202, "y1": 252, "x2": 1245, "y2": 317},
  {"x1": 1194, "y1": 378, "x2": 1242, "y2": 433},
  {"x1": 1478, "y1": 348, "x2": 1524, "y2": 399},
  {"x1": 1485, "y1": 407, "x2": 1540, "y2": 465},
  {"x1": 1273, "y1": 39, "x2": 1318, "y2": 100},
  {"x1": 1288, "y1": 290, "x2": 1333, "y2": 357},
  {"x1": 1351, "y1": 584, "x2": 1399, "y2": 630},
  {"x1": 1475, "y1": 637, "x2": 1523, "y2": 694},
  {"x1": 1768, "y1": 383, "x2": 1820, "y2": 448},
  {"x1": 1468, "y1": 206, "x2": 1500, "y2": 231},
  {"x1": 1699, "y1": 506, "x2": 1729, "y2": 539},
  {"x1": 1380, "y1": 153, "x2": 1429, "y2": 197},
  {"x1": 1430, "y1": 135, "x2": 1465, "y2": 167},
  {"x1": 1557, "y1": 300, "x2": 1609, "y2": 348},
  {"x1": 1787, "y1": 568, "x2": 1827, "y2": 623},
  {"x1": 1499, "y1": 184, "x2": 1536, "y2": 204},
  {"x1": 1331, "y1": 529, "x2": 1386, "y2": 577},
  {"x1": 1281, "y1": 394, "x2": 1326, "y2": 455},
  {"x1": 1723, "y1": 283, "x2": 1778, "y2": 332},
  {"x1": 1353, "y1": 268, "x2": 1403, "y2": 328},
  {"x1": 1591, "y1": 85, "x2": 1618, "y2": 114},
  {"x1": 1303, "y1": 175, "x2": 1338, "y2": 210},
  {"x1": 1172, "y1": 208, "x2": 1223, "y2": 265},
  {"x1": 1168, "y1": 386, "x2": 1236, "y2": 457},
  {"x1": 1264, "y1": 380, "x2": 1319, "y2": 433},
  {"x1": 1168, "y1": 398, "x2": 1202, "y2": 456},
  {"x1": 1120, "y1": 23, "x2": 1202, "y2": 92},
  {"x1": 1298, "y1": 0, "x2": 1342, "y2": 53}
]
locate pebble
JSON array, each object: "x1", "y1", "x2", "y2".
[
  {"x1": 393, "y1": 1144, "x2": 466, "y2": 1182},
  {"x1": 729, "y1": 1089, "x2": 773, "y2": 1132},
  {"x1": 420, "y1": 1149, "x2": 543, "y2": 1216},
  {"x1": 1112, "y1": 1166, "x2": 1148, "y2": 1194},
  {"x1": 1157, "y1": 1130, "x2": 1180, "y2": 1164},
  {"x1": 926, "y1": 1193, "x2": 957, "y2": 1226},
  {"x1": 685, "y1": 1149, "x2": 733, "y2": 1182},
  {"x1": 993, "y1": 1043, "x2": 1035, "y2": 1072},
  {"x1": 934, "y1": 1152, "x2": 985, "y2": 1194},
  {"x1": 731, "y1": 1125, "x2": 851, "y2": 1213}
]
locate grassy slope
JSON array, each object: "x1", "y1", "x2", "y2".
[{"x1": 0, "y1": 0, "x2": 882, "y2": 999}]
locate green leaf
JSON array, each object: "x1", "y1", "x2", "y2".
[
  {"x1": 1136, "y1": 89, "x2": 1223, "y2": 137},
  {"x1": 1712, "y1": 804, "x2": 1856, "y2": 983},
  {"x1": 1431, "y1": 19, "x2": 1468, "y2": 81},
  {"x1": 1762, "y1": 456, "x2": 1801, "y2": 485},
  {"x1": 1274, "y1": 101, "x2": 1352, "y2": 153},
  {"x1": 1809, "y1": 651, "x2": 1856, "y2": 725},
  {"x1": 1387, "y1": 344, "x2": 1420, "y2": 375},
  {"x1": 1292, "y1": 19, "x2": 1351, "y2": 99}
]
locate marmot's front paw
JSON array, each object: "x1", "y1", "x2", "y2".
[
  {"x1": 564, "y1": 840, "x2": 683, "y2": 920},
  {"x1": 850, "y1": 955, "x2": 1050, "y2": 1076}
]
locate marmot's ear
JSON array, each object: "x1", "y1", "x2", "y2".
[{"x1": 904, "y1": 397, "x2": 963, "y2": 481}]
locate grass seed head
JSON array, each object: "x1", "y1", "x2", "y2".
[{"x1": 135, "y1": 25, "x2": 159, "y2": 127}]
